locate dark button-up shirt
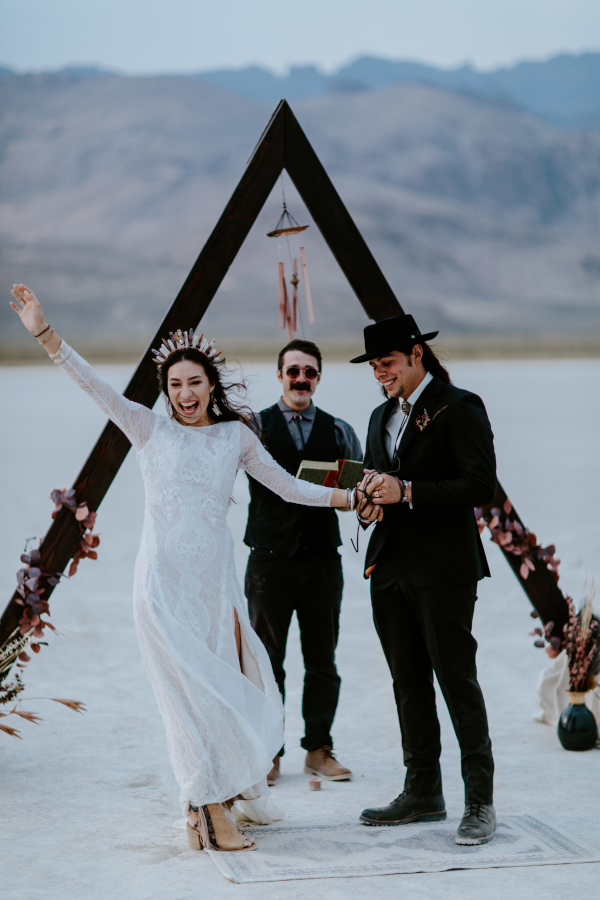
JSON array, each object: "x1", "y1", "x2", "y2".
[{"x1": 257, "y1": 398, "x2": 363, "y2": 460}]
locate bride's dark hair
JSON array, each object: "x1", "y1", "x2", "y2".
[{"x1": 157, "y1": 348, "x2": 261, "y2": 437}]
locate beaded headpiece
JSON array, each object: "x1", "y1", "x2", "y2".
[{"x1": 151, "y1": 330, "x2": 225, "y2": 366}]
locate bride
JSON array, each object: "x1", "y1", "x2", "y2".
[{"x1": 9, "y1": 284, "x2": 361, "y2": 853}]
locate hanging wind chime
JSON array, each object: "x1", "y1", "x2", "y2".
[{"x1": 267, "y1": 186, "x2": 315, "y2": 340}]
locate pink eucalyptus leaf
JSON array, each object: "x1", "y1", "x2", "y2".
[
  {"x1": 503, "y1": 498, "x2": 512, "y2": 514},
  {"x1": 520, "y1": 562, "x2": 530, "y2": 579},
  {"x1": 75, "y1": 504, "x2": 89, "y2": 521}
]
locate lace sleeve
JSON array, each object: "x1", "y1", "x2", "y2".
[
  {"x1": 51, "y1": 341, "x2": 157, "y2": 451},
  {"x1": 238, "y1": 423, "x2": 334, "y2": 507}
]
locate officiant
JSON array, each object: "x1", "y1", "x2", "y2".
[{"x1": 244, "y1": 339, "x2": 362, "y2": 785}]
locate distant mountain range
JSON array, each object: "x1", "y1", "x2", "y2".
[
  {"x1": 1, "y1": 64, "x2": 599, "y2": 348},
  {"x1": 3, "y1": 52, "x2": 600, "y2": 130}
]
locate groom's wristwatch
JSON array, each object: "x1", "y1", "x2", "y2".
[{"x1": 401, "y1": 480, "x2": 411, "y2": 503}]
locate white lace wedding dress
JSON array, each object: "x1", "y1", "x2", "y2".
[{"x1": 51, "y1": 342, "x2": 333, "y2": 820}]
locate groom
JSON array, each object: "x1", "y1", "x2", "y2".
[{"x1": 351, "y1": 314, "x2": 497, "y2": 845}]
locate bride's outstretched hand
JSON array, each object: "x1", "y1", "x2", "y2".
[{"x1": 10, "y1": 284, "x2": 46, "y2": 335}]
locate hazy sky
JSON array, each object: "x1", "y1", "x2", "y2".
[{"x1": 1, "y1": 0, "x2": 599, "y2": 74}]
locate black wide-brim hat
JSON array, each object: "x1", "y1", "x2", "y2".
[{"x1": 350, "y1": 314, "x2": 439, "y2": 363}]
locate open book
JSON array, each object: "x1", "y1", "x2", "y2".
[{"x1": 296, "y1": 459, "x2": 364, "y2": 490}]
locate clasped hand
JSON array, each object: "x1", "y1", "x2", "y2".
[
  {"x1": 361, "y1": 471, "x2": 403, "y2": 505},
  {"x1": 354, "y1": 469, "x2": 392, "y2": 524}
]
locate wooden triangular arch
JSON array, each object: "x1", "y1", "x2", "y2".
[{"x1": 0, "y1": 100, "x2": 568, "y2": 650}]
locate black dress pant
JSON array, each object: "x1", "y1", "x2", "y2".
[
  {"x1": 370, "y1": 552, "x2": 494, "y2": 804},
  {"x1": 245, "y1": 546, "x2": 343, "y2": 753}
]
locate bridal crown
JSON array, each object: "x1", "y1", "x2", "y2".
[{"x1": 151, "y1": 329, "x2": 225, "y2": 366}]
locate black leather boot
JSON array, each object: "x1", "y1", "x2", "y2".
[
  {"x1": 360, "y1": 791, "x2": 446, "y2": 826},
  {"x1": 455, "y1": 803, "x2": 496, "y2": 844}
]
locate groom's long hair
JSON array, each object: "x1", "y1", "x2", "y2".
[{"x1": 420, "y1": 343, "x2": 452, "y2": 385}]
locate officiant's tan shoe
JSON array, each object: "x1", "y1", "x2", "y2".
[
  {"x1": 304, "y1": 746, "x2": 352, "y2": 781},
  {"x1": 267, "y1": 754, "x2": 281, "y2": 786}
]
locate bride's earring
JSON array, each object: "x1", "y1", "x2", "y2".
[{"x1": 210, "y1": 391, "x2": 222, "y2": 417}]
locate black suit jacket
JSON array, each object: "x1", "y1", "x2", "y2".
[{"x1": 363, "y1": 376, "x2": 497, "y2": 587}]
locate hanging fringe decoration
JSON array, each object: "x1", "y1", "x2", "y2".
[
  {"x1": 291, "y1": 258, "x2": 299, "y2": 332},
  {"x1": 283, "y1": 274, "x2": 294, "y2": 340},
  {"x1": 278, "y1": 261, "x2": 294, "y2": 339},
  {"x1": 299, "y1": 247, "x2": 315, "y2": 325},
  {"x1": 269, "y1": 183, "x2": 313, "y2": 336},
  {"x1": 278, "y1": 262, "x2": 286, "y2": 330}
]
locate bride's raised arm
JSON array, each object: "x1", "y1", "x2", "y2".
[
  {"x1": 10, "y1": 284, "x2": 156, "y2": 451},
  {"x1": 237, "y1": 421, "x2": 349, "y2": 509}
]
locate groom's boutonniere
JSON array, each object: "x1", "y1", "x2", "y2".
[{"x1": 415, "y1": 406, "x2": 448, "y2": 432}]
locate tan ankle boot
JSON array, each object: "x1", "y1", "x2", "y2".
[
  {"x1": 186, "y1": 803, "x2": 256, "y2": 851},
  {"x1": 304, "y1": 746, "x2": 353, "y2": 781}
]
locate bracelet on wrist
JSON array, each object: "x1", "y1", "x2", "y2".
[
  {"x1": 395, "y1": 477, "x2": 404, "y2": 502},
  {"x1": 34, "y1": 324, "x2": 50, "y2": 339},
  {"x1": 40, "y1": 328, "x2": 55, "y2": 345}
]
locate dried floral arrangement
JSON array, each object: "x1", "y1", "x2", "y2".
[
  {"x1": 0, "y1": 488, "x2": 97, "y2": 738},
  {"x1": 531, "y1": 587, "x2": 600, "y2": 692}
]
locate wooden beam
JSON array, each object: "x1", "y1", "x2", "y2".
[
  {"x1": 482, "y1": 485, "x2": 569, "y2": 637},
  {"x1": 282, "y1": 103, "x2": 402, "y2": 320}
]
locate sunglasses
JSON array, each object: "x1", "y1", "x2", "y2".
[{"x1": 282, "y1": 366, "x2": 320, "y2": 380}]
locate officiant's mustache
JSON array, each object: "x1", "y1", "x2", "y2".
[{"x1": 290, "y1": 381, "x2": 311, "y2": 392}]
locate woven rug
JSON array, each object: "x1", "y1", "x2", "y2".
[{"x1": 206, "y1": 815, "x2": 600, "y2": 883}]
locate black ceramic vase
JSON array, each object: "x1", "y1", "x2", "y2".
[{"x1": 557, "y1": 693, "x2": 598, "y2": 751}]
